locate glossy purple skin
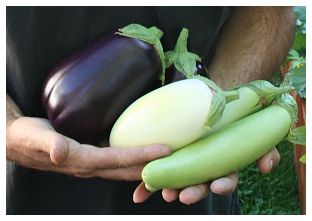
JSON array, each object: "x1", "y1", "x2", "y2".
[
  {"x1": 164, "y1": 62, "x2": 209, "y2": 84},
  {"x1": 42, "y1": 34, "x2": 162, "y2": 145}
]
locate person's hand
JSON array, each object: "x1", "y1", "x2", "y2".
[
  {"x1": 6, "y1": 117, "x2": 171, "y2": 181},
  {"x1": 133, "y1": 148, "x2": 280, "y2": 204}
]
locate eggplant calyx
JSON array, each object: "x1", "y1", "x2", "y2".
[
  {"x1": 116, "y1": 24, "x2": 166, "y2": 85},
  {"x1": 275, "y1": 92, "x2": 303, "y2": 145},
  {"x1": 245, "y1": 80, "x2": 294, "y2": 107},
  {"x1": 276, "y1": 93, "x2": 298, "y2": 131},
  {"x1": 224, "y1": 90, "x2": 240, "y2": 103},
  {"x1": 165, "y1": 28, "x2": 201, "y2": 78},
  {"x1": 190, "y1": 75, "x2": 233, "y2": 128},
  {"x1": 286, "y1": 125, "x2": 306, "y2": 145}
]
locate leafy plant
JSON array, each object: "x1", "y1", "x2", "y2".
[
  {"x1": 287, "y1": 50, "x2": 306, "y2": 98},
  {"x1": 286, "y1": 6, "x2": 306, "y2": 99},
  {"x1": 292, "y1": 6, "x2": 306, "y2": 54},
  {"x1": 286, "y1": 6, "x2": 306, "y2": 164}
]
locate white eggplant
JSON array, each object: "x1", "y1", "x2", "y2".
[{"x1": 109, "y1": 78, "x2": 228, "y2": 151}]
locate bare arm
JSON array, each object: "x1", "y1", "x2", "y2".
[
  {"x1": 6, "y1": 94, "x2": 23, "y2": 128},
  {"x1": 208, "y1": 6, "x2": 296, "y2": 89}
]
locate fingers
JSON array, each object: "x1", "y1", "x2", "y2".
[
  {"x1": 179, "y1": 184, "x2": 210, "y2": 205},
  {"x1": 131, "y1": 148, "x2": 280, "y2": 205},
  {"x1": 90, "y1": 145, "x2": 171, "y2": 180},
  {"x1": 7, "y1": 117, "x2": 170, "y2": 181},
  {"x1": 133, "y1": 184, "x2": 180, "y2": 204},
  {"x1": 256, "y1": 147, "x2": 280, "y2": 174},
  {"x1": 83, "y1": 144, "x2": 171, "y2": 170},
  {"x1": 133, "y1": 182, "x2": 153, "y2": 203},
  {"x1": 162, "y1": 189, "x2": 180, "y2": 203},
  {"x1": 210, "y1": 172, "x2": 239, "y2": 195},
  {"x1": 48, "y1": 140, "x2": 171, "y2": 180},
  {"x1": 93, "y1": 164, "x2": 144, "y2": 181},
  {"x1": 112, "y1": 144, "x2": 172, "y2": 167}
]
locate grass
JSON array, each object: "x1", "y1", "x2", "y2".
[{"x1": 238, "y1": 141, "x2": 301, "y2": 214}]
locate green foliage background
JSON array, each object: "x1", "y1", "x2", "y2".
[{"x1": 238, "y1": 142, "x2": 300, "y2": 214}]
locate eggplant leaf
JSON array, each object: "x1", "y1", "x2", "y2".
[
  {"x1": 289, "y1": 62, "x2": 306, "y2": 98},
  {"x1": 293, "y1": 32, "x2": 306, "y2": 52},
  {"x1": 287, "y1": 126, "x2": 306, "y2": 145},
  {"x1": 165, "y1": 28, "x2": 201, "y2": 78},
  {"x1": 288, "y1": 49, "x2": 300, "y2": 60},
  {"x1": 286, "y1": 48, "x2": 306, "y2": 98},
  {"x1": 299, "y1": 154, "x2": 306, "y2": 164},
  {"x1": 293, "y1": 6, "x2": 306, "y2": 34}
]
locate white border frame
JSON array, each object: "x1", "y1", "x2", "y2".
[{"x1": 1, "y1": 0, "x2": 310, "y2": 219}]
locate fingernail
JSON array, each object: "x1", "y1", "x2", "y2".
[
  {"x1": 179, "y1": 188, "x2": 200, "y2": 205},
  {"x1": 133, "y1": 192, "x2": 143, "y2": 204},
  {"x1": 152, "y1": 144, "x2": 171, "y2": 154},
  {"x1": 269, "y1": 160, "x2": 273, "y2": 170},
  {"x1": 211, "y1": 180, "x2": 225, "y2": 194},
  {"x1": 210, "y1": 178, "x2": 233, "y2": 195},
  {"x1": 133, "y1": 195, "x2": 138, "y2": 203},
  {"x1": 133, "y1": 197, "x2": 141, "y2": 204}
]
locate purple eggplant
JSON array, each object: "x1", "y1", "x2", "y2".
[
  {"x1": 42, "y1": 24, "x2": 166, "y2": 145},
  {"x1": 164, "y1": 28, "x2": 209, "y2": 84}
]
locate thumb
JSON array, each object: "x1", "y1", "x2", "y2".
[
  {"x1": 256, "y1": 147, "x2": 280, "y2": 174},
  {"x1": 26, "y1": 118, "x2": 70, "y2": 165},
  {"x1": 111, "y1": 144, "x2": 172, "y2": 167},
  {"x1": 7, "y1": 117, "x2": 70, "y2": 165},
  {"x1": 44, "y1": 131, "x2": 70, "y2": 165}
]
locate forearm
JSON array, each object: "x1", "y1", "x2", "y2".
[
  {"x1": 208, "y1": 6, "x2": 296, "y2": 89},
  {"x1": 6, "y1": 94, "x2": 23, "y2": 128},
  {"x1": 6, "y1": 94, "x2": 24, "y2": 161}
]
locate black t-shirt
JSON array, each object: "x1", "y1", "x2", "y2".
[{"x1": 6, "y1": 6, "x2": 240, "y2": 214}]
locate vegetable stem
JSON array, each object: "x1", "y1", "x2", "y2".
[
  {"x1": 164, "y1": 28, "x2": 201, "y2": 78},
  {"x1": 116, "y1": 24, "x2": 166, "y2": 84},
  {"x1": 224, "y1": 90, "x2": 240, "y2": 103}
]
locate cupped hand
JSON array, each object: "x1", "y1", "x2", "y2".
[
  {"x1": 133, "y1": 147, "x2": 280, "y2": 204},
  {"x1": 6, "y1": 117, "x2": 171, "y2": 181}
]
